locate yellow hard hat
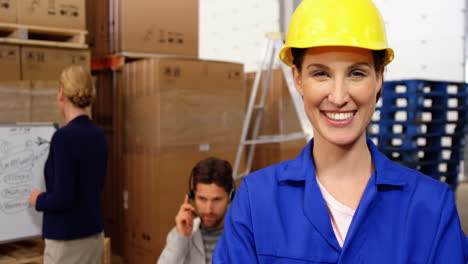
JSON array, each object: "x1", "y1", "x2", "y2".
[{"x1": 279, "y1": 0, "x2": 394, "y2": 67}]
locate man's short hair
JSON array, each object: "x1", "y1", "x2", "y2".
[{"x1": 190, "y1": 157, "x2": 234, "y2": 195}]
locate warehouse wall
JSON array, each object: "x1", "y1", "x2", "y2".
[
  {"x1": 199, "y1": 0, "x2": 280, "y2": 72},
  {"x1": 201, "y1": 0, "x2": 466, "y2": 81},
  {"x1": 373, "y1": 0, "x2": 466, "y2": 82}
]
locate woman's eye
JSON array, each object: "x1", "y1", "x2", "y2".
[
  {"x1": 350, "y1": 70, "x2": 367, "y2": 78},
  {"x1": 310, "y1": 71, "x2": 328, "y2": 77}
]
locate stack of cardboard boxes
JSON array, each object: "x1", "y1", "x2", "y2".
[
  {"x1": 0, "y1": 1, "x2": 93, "y2": 259},
  {"x1": 0, "y1": 0, "x2": 90, "y2": 126},
  {"x1": 0, "y1": 0, "x2": 89, "y2": 82},
  {"x1": 116, "y1": 59, "x2": 244, "y2": 263},
  {"x1": 87, "y1": 0, "x2": 246, "y2": 262}
]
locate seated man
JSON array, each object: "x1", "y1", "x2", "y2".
[{"x1": 157, "y1": 157, "x2": 235, "y2": 264}]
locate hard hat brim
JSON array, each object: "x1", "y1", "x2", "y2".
[{"x1": 279, "y1": 45, "x2": 394, "y2": 67}]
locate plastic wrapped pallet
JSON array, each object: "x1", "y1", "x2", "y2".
[{"x1": 0, "y1": 80, "x2": 95, "y2": 127}]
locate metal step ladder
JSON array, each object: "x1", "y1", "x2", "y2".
[{"x1": 233, "y1": 32, "x2": 313, "y2": 180}]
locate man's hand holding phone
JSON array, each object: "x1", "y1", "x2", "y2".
[{"x1": 175, "y1": 195, "x2": 196, "y2": 237}]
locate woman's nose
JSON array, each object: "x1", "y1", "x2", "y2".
[{"x1": 328, "y1": 79, "x2": 349, "y2": 107}]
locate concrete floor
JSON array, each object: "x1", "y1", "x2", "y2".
[{"x1": 457, "y1": 182, "x2": 468, "y2": 233}]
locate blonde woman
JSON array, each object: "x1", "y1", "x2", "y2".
[
  {"x1": 213, "y1": 0, "x2": 468, "y2": 263},
  {"x1": 29, "y1": 66, "x2": 108, "y2": 264}
]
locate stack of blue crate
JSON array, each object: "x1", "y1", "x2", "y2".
[{"x1": 368, "y1": 80, "x2": 468, "y2": 190}]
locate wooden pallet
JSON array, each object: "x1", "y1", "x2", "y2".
[
  {"x1": 0, "y1": 23, "x2": 87, "y2": 49},
  {"x1": 0, "y1": 238, "x2": 43, "y2": 264},
  {"x1": 0, "y1": 237, "x2": 110, "y2": 264}
]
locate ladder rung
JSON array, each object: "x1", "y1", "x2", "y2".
[
  {"x1": 253, "y1": 104, "x2": 264, "y2": 110},
  {"x1": 243, "y1": 132, "x2": 308, "y2": 145},
  {"x1": 234, "y1": 170, "x2": 250, "y2": 180}
]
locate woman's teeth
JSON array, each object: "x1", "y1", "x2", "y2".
[{"x1": 325, "y1": 112, "x2": 354, "y2": 121}]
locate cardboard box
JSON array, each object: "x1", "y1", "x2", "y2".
[
  {"x1": 121, "y1": 148, "x2": 241, "y2": 259},
  {"x1": 21, "y1": 46, "x2": 90, "y2": 80},
  {"x1": 92, "y1": 71, "x2": 125, "y2": 256},
  {"x1": 30, "y1": 80, "x2": 66, "y2": 125},
  {"x1": 89, "y1": 0, "x2": 198, "y2": 57},
  {"x1": 18, "y1": 0, "x2": 86, "y2": 30},
  {"x1": 0, "y1": 0, "x2": 17, "y2": 23},
  {"x1": 0, "y1": 81, "x2": 30, "y2": 122},
  {"x1": 0, "y1": 80, "x2": 92, "y2": 126},
  {"x1": 0, "y1": 80, "x2": 64, "y2": 125},
  {"x1": 0, "y1": 45, "x2": 20, "y2": 81},
  {"x1": 245, "y1": 69, "x2": 306, "y2": 171},
  {"x1": 119, "y1": 58, "x2": 245, "y2": 256},
  {"x1": 121, "y1": 58, "x2": 244, "y2": 150}
]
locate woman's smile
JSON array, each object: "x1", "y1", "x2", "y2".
[{"x1": 322, "y1": 110, "x2": 356, "y2": 123}]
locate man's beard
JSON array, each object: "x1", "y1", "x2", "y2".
[{"x1": 200, "y1": 213, "x2": 224, "y2": 230}]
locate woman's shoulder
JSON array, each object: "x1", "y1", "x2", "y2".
[
  {"x1": 399, "y1": 161, "x2": 448, "y2": 184},
  {"x1": 242, "y1": 158, "x2": 300, "y2": 189},
  {"x1": 386, "y1": 160, "x2": 453, "y2": 200},
  {"x1": 52, "y1": 119, "x2": 105, "y2": 145}
]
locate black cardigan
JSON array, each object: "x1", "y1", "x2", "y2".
[{"x1": 36, "y1": 115, "x2": 108, "y2": 240}]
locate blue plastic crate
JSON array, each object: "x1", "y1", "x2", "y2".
[
  {"x1": 369, "y1": 79, "x2": 468, "y2": 190},
  {"x1": 383, "y1": 80, "x2": 468, "y2": 95}
]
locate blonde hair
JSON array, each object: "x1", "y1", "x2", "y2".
[{"x1": 59, "y1": 65, "x2": 95, "y2": 108}]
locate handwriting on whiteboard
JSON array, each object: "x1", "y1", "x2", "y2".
[{"x1": 0, "y1": 137, "x2": 49, "y2": 215}]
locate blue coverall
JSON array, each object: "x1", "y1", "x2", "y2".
[{"x1": 213, "y1": 138, "x2": 468, "y2": 263}]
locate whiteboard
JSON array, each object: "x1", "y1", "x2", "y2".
[{"x1": 0, "y1": 123, "x2": 56, "y2": 243}]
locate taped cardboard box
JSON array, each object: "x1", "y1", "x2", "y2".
[
  {"x1": 88, "y1": 0, "x2": 198, "y2": 57},
  {"x1": 18, "y1": 0, "x2": 86, "y2": 30},
  {"x1": 121, "y1": 58, "x2": 244, "y2": 150},
  {"x1": 0, "y1": 0, "x2": 17, "y2": 23},
  {"x1": 0, "y1": 45, "x2": 20, "y2": 82},
  {"x1": 21, "y1": 46, "x2": 90, "y2": 80}
]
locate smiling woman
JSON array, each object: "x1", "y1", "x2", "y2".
[
  {"x1": 213, "y1": 0, "x2": 468, "y2": 263},
  {"x1": 292, "y1": 46, "x2": 381, "y2": 149}
]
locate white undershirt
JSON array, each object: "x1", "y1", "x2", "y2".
[{"x1": 316, "y1": 178, "x2": 355, "y2": 248}]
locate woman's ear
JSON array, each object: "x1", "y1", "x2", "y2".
[
  {"x1": 57, "y1": 88, "x2": 65, "y2": 102},
  {"x1": 292, "y1": 66, "x2": 303, "y2": 96},
  {"x1": 375, "y1": 69, "x2": 384, "y2": 101}
]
